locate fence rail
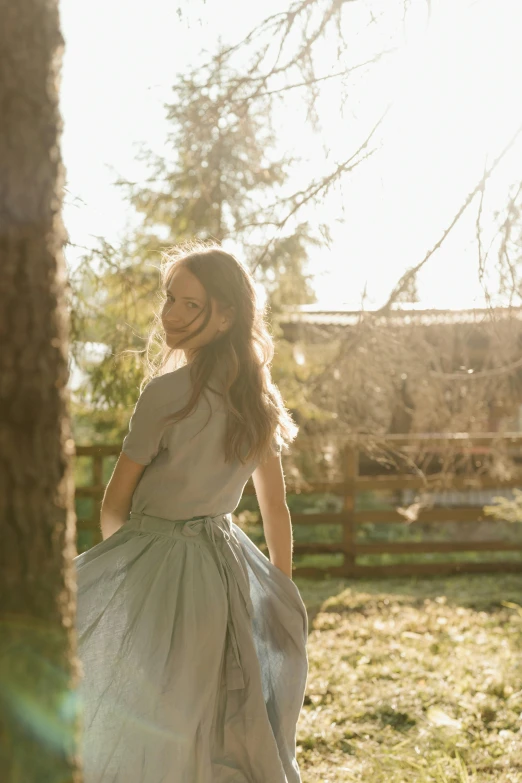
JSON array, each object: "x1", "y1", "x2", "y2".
[{"x1": 75, "y1": 433, "x2": 522, "y2": 579}]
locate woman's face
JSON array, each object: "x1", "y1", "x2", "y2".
[{"x1": 161, "y1": 266, "x2": 231, "y2": 358}]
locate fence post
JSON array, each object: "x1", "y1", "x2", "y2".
[{"x1": 342, "y1": 441, "x2": 359, "y2": 577}]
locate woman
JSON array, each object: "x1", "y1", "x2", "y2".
[{"x1": 74, "y1": 243, "x2": 309, "y2": 783}]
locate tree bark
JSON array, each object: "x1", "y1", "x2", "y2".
[{"x1": 0, "y1": 1, "x2": 81, "y2": 781}]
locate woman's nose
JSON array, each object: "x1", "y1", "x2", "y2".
[
  {"x1": 162, "y1": 305, "x2": 183, "y2": 327},
  {"x1": 163, "y1": 300, "x2": 178, "y2": 317}
]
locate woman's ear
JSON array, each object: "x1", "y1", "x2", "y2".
[{"x1": 219, "y1": 305, "x2": 235, "y2": 334}]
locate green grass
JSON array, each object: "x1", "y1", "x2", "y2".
[{"x1": 293, "y1": 573, "x2": 522, "y2": 782}]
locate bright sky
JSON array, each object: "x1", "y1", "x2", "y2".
[{"x1": 60, "y1": 0, "x2": 522, "y2": 311}]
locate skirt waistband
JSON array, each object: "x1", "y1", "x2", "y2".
[{"x1": 127, "y1": 511, "x2": 231, "y2": 538}]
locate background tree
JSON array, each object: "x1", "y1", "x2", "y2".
[
  {"x1": 0, "y1": 0, "x2": 80, "y2": 780},
  {"x1": 120, "y1": 56, "x2": 323, "y2": 298},
  {"x1": 69, "y1": 59, "x2": 322, "y2": 443}
]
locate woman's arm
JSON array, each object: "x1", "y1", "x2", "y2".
[
  {"x1": 100, "y1": 452, "x2": 146, "y2": 540},
  {"x1": 252, "y1": 453, "x2": 293, "y2": 579}
]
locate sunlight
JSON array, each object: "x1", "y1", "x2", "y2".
[
  {"x1": 395, "y1": 0, "x2": 522, "y2": 173},
  {"x1": 307, "y1": 0, "x2": 522, "y2": 309},
  {"x1": 60, "y1": 0, "x2": 522, "y2": 311},
  {"x1": 388, "y1": 0, "x2": 522, "y2": 308}
]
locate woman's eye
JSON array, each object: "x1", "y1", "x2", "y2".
[{"x1": 164, "y1": 294, "x2": 197, "y2": 309}]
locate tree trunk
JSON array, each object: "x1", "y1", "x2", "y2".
[{"x1": 0, "y1": 1, "x2": 81, "y2": 781}]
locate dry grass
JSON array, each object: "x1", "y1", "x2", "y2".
[{"x1": 294, "y1": 573, "x2": 522, "y2": 782}]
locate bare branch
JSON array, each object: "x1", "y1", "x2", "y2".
[
  {"x1": 250, "y1": 102, "x2": 392, "y2": 273},
  {"x1": 377, "y1": 120, "x2": 522, "y2": 314},
  {"x1": 476, "y1": 155, "x2": 488, "y2": 282},
  {"x1": 251, "y1": 47, "x2": 397, "y2": 99}
]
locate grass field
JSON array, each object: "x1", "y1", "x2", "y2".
[{"x1": 294, "y1": 573, "x2": 522, "y2": 783}]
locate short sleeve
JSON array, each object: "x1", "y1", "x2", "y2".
[{"x1": 122, "y1": 382, "x2": 166, "y2": 466}]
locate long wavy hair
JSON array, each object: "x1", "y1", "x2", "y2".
[{"x1": 142, "y1": 241, "x2": 298, "y2": 464}]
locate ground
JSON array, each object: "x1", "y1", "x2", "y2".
[{"x1": 294, "y1": 573, "x2": 522, "y2": 783}]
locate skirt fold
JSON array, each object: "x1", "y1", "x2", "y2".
[{"x1": 74, "y1": 511, "x2": 308, "y2": 783}]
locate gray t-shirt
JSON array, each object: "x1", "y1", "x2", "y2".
[{"x1": 122, "y1": 364, "x2": 280, "y2": 520}]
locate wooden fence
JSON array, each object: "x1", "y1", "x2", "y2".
[{"x1": 75, "y1": 433, "x2": 522, "y2": 579}]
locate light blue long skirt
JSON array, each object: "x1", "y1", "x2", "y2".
[{"x1": 74, "y1": 511, "x2": 308, "y2": 782}]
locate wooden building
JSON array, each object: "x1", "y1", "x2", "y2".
[{"x1": 277, "y1": 304, "x2": 522, "y2": 435}]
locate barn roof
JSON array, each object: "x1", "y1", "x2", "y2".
[{"x1": 278, "y1": 304, "x2": 522, "y2": 328}]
